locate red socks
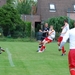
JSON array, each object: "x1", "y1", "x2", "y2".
[
  {"x1": 40, "y1": 46, "x2": 45, "y2": 51},
  {"x1": 62, "y1": 46, "x2": 65, "y2": 54},
  {"x1": 70, "y1": 70, "x2": 75, "y2": 75}
]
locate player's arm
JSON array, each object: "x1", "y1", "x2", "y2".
[
  {"x1": 61, "y1": 31, "x2": 67, "y2": 34},
  {"x1": 43, "y1": 30, "x2": 49, "y2": 33},
  {"x1": 48, "y1": 30, "x2": 54, "y2": 36},
  {"x1": 59, "y1": 30, "x2": 69, "y2": 51}
]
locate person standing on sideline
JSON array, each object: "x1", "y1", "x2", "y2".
[
  {"x1": 59, "y1": 22, "x2": 75, "y2": 75},
  {"x1": 58, "y1": 20, "x2": 69, "y2": 56}
]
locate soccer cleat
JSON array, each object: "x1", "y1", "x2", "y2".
[
  {"x1": 36, "y1": 50, "x2": 40, "y2": 52},
  {"x1": 1, "y1": 48, "x2": 5, "y2": 52},
  {"x1": 61, "y1": 53, "x2": 66, "y2": 56},
  {"x1": 0, "y1": 47, "x2": 5, "y2": 52},
  {"x1": 58, "y1": 47, "x2": 61, "y2": 51},
  {"x1": 61, "y1": 54, "x2": 64, "y2": 56},
  {"x1": 38, "y1": 50, "x2": 43, "y2": 53},
  {"x1": 58, "y1": 49, "x2": 61, "y2": 51}
]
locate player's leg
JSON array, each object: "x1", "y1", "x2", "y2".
[
  {"x1": 37, "y1": 41, "x2": 43, "y2": 52},
  {"x1": 40, "y1": 40, "x2": 47, "y2": 52},
  {"x1": 57, "y1": 36, "x2": 62, "y2": 48},
  {"x1": 39, "y1": 38, "x2": 52, "y2": 52},
  {"x1": 68, "y1": 50, "x2": 75, "y2": 75},
  {"x1": 37, "y1": 36, "x2": 45, "y2": 52},
  {"x1": 61, "y1": 46, "x2": 66, "y2": 55},
  {"x1": 38, "y1": 37, "x2": 48, "y2": 52},
  {"x1": 58, "y1": 36, "x2": 66, "y2": 56}
]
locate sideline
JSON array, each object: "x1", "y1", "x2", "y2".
[{"x1": 6, "y1": 48, "x2": 15, "y2": 67}]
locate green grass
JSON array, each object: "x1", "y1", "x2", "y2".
[{"x1": 0, "y1": 42, "x2": 70, "y2": 75}]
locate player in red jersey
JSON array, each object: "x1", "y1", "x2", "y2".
[
  {"x1": 38, "y1": 25, "x2": 55, "y2": 53},
  {"x1": 58, "y1": 20, "x2": 69, "y2": 56},
  {"x1": 59, "y1": 22, "x2": 75, "y2": 75}
]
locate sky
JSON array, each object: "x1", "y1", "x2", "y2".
[{"x1": 34, "y1": 0, "x2": 37, "y2": 2}]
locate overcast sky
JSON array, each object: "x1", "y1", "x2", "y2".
[{"x1": 34, "y1": 0, "x2": 37, "y2": 2}]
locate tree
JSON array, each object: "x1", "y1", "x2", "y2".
[
  {"x1": 16, "y1": 0, "x2": 31, "y2": 14},
  {"x1": 0, "y1": 4, "x2": 25, "y2": 37},
  {"x1": 7, "y1": 0, "x2": 12, "y2": 3},
  {"x1": 6, "y1": 0, "x2": 37, "y2": 15}
]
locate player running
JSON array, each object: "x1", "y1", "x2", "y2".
[
  {"x1": 58, "y1": 20, "x2": 69, "y2": 56},
  {"x1": 59, "y1": 22, "x2": 75, "y2": 75},
  {"x1": 38, "y1": 25, "x2": 55, "y2": 53}
]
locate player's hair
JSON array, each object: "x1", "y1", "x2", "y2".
[
  {"x1": 64, "y1": 19, "x2": 68, "y2": 23},
  {"x1": 45, "y1": 23, "x2": 48, "y2": 25}
]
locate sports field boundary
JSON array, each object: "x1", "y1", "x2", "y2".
[{"x1": 6, "y1": 48, "x2": 15, "y2": 67}]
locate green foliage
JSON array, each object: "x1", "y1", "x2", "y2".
[
  {"x1": 25, "y1": 22, "x2": 31, "y2": 37},
  {"x1": 13, "y1": 21, "x2": 31, "y2": 38},
  {"x1": 47, "y1": 16, "x2": 74, "y2": 32},
  {"x1": 0, "y1": 37, "x2": 36, "y2": 42},
  {"x1": 16, "y1": 0, "x2": 31, "y2": 14},
  {"x1": 7, "y1": 0, "x2": 13, "y2": 4},
  {"x1": 0, "y1": 4, "x2": 28, "y2": 38},
  {"x1": 15, "y1": 0, "x2": 37, "y2": 14}
]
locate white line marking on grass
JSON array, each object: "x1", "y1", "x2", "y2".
[{"x1": 6, "y1": 48, "x2": 15, "y2": 67}]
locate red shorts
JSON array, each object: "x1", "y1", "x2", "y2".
[
  {"x1": 58, "y1": 36, "x2": 63, "y2": 43},
  {"x1": 68, "y1": 49, "x2": 75, "y2": 69},
  {"x1": 44, "y1": 37, "x2": 52, "y2": 43}
]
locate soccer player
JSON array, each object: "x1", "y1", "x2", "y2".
[
  {"x1": 58, "y1": 20, "x2": 69, "y2": 56},
  {"x1": 0, "y1": 47, "x2": 5, "y2": 54},
  {"x1": 37, "y1": 23, "x2": 49, "y2": 52},
  {"x1": 59, "y1": 22, "x2": 75, "y2": 75},
  {"x1": 38, "y1": 25, "x2": 55, "y2": 53}
]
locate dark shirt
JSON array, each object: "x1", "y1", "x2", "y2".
[{"x1": 42, "y1": 27, "x2": 49, "y2": 37}]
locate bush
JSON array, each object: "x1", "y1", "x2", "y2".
[
  {"x1": 55, "y1": 32, "x2": 60, "y2": 41},
  {"x1": 25, "y1": 22, "x2": 31, "y2": 37}
]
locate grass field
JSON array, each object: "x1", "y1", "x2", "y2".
[{"x1": 0, "y1": 42, "x2": 70, "y2": 75}]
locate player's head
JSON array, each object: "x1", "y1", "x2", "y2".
[
  {"x1": 44, "y1": 23, "x2": 48, "y2": 27},
  {"x1": 50, "y1": 25, "x2": 54, "y2": 30},
  {"x1": 64, "y1": 19, "x2": 68, "y2": 24}
]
